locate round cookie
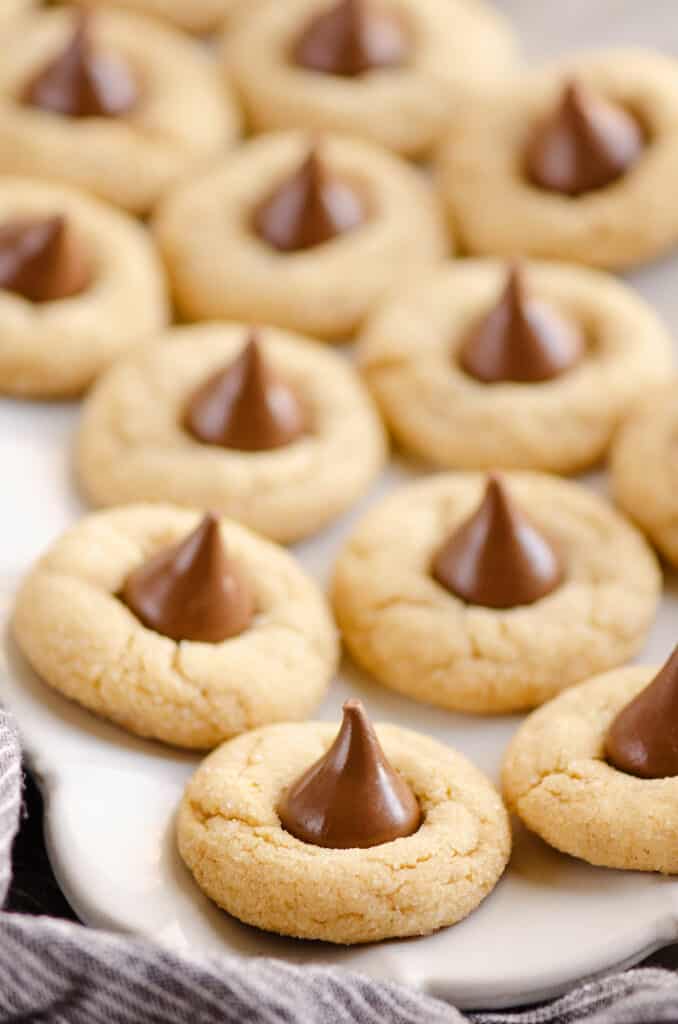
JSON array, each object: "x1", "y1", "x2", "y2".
[
  {"x1": 153, "y1": 132, "x2": 448, "y2": 340},
  {"x1": 359, "y1": 260, "x2": 673, "y2": 473},
  {"x1": 437, "y1": 50, "x2": 678, "y2": 269},
  {"x1": 223, "y1": 0, "x2": 517, "y2": 158},
  {"x1": 71, "y1": 0, "x2": 253, "y2": 33},
  {"x1": 332, "y1": 473, "x2": 661, "y2": 714},
  {"x1": 13, "y1": 504, "x2": 339, "y2": 750},
  {"x1": 0, "y1": 8, "x2": 239, "y2": 214},
  {"x1": 76, "y1": 323, "x2": 388, "y2": 544},
  {"x1": 177, "y1": 719, "x2": 510, "y2": 943},
  {"x1": 611, "y1": 384, "x2": 678, "y2": 566},
  {"x1": 0, "y1": 177, "x2": 168, "y2": 399},
  {"x1": 502, "y1": 664, "x2": 678, "y2": 873}
]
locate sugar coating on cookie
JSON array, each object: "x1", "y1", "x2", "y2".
[
  {"x1": 503, "y1": 665, "x2": 678, "y2": 873},
  {"x1": 611, "y1": 384, "x2": 678, "y2": 567},
  {"x1": 332, "y1": 472, "x2": 661, "y2": 714},
  {"x1": 153, "y1": 132, "x2": 448, "y2": 340},
  {"x1": 177, "y1": 720, "x2": 511, "y2": 943},
  {"x1": 76, "y1": 323, "x2": 388, "y2": 544},
  {"x1": 359, "y1": 260, "x2": 673, "y2": 473},
  {"x1": 223, "y1": 0, "x2": 517, "y2": 157},
  {"x1": 0, "y1": 177, "x2": 168, "y2": 398},
  {"x1": 70, "y1": 0, "x2": 254, "y2": 33},
  {"x1": 438, "y1": 50, "x2": 678, "y2": 269},
  {"x1": 0, "y1": 8, "x2": 239, "y2": 213},
  {"x1": 12, "y1": 504, "x2": 339, "y2": 749}
]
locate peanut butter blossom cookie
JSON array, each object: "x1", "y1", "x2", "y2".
[
  {"x1": 611, "y1": 384, "x2": 678, "y2": 567},
  {"x1": 359, "y1": 260, "x2": 673, "y2": 473},
  {"x1": 71, "y1": 0, "x2": 253, "y2": 34},
  {"x1": 503, "y1": 647, "x2": 678, "y2": 873},
  {"x1": 13, "y1": 505, "x2": 338, "y2": 749},
  {"x1": 153, "y1": 132, "x2": 447, "y2": 339},
  {"x1": 77, "y1": 324, "x2": 387, "y2": 543},
  {"x1": 178, "y1": 698, "x2": 510, "y2": 943},
  {"x1": 0, "y1": 177, "x2": 168, "y2": 398},
  {"x1": 438, "y1": 50, "x2": 678, "y2": 269},
  {"x1": 332, "y1": 473, "x2": 660, "y2": 714},
  {"x1": 223, "y1": 0, "x2": 517, "y2": 157},
  {"x1": 0, "y1": 9, "x2": 238, "y2": 213}
]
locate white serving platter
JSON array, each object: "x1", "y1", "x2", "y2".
[{"x1": 3, "y1": 0, "x2": 678, "y2": 1011}]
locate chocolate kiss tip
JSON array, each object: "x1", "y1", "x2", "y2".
[
  {"x1": 432, "y1": 474, "x2": 564, "y2": 610},
  {"x1": 525, "y1": 76, "x2": 644, "y2": 197},
  {"x1": 460, "y1": 264, "x2": 584, "y2": 384},
  {"x1": 184, "y1": 332, "x2": 307, "y2": 452},
  {"x1": 606, "y1": 645, "x2": 678, "y2": 779},
  {"x1": 294, "y1": 0, "x2": 406, "y2": 78},
  {"x1": 23, "y1": 12, "x2": 138, "y2": 119},
  {"x1": 0, "y1": 214, "x2": 90, "y2": 303},
  {"x1": 120, "y1": 513, "x2": 254, "y2": 644},
  {"x1": 278, "y1": 698, "x2": 421, "y2": 849}
]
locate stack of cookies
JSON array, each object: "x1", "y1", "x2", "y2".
[{"x1": 5, "y1": 0, "x2": 678, "y2": 947}]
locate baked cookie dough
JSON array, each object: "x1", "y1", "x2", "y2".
[
  {"x1": 13, "y1": 504, "x2": 338, "y2": 750},
  {"x1": 177, "y1": 719, "x2": 510, "y2": 943},
  {"x1": 0, "y1": 177, "x2": 168, "y2": 399},
  {"x1": 359, "y1": 260, "x2": 673, "y2": 473},
  {"x1": 611, "y1": 384, "x2": 678, "y2": 566},
  {"x1": 223, "y1": 0, "x2": 517, "y2": 158},
  {"x1": 71, "y1": 0, "x2": 254, "y2": 34},
  {"x1": 332, "y1": 473, "x2": 661, "y2": 714},
  {"x1": 0, "y1": 0, "x2": 34, "y2": 30},
  {"x1": 0, "y1": 7, "x2": 239, "y2": 214},
  {"x1": 437, "y1": 50, "x2": 678, "y2": 269},
  {"x1": 77, "y1": 323, "x2": 388, "y2": 544},
  {"x1": 503, "y1": 664, "x2": 678, "y2": 873},
  {"x1": 153, "y1": 132, "x2": 448, "y2": 340}
]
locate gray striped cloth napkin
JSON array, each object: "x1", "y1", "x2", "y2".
[{"x1": 1, "y1": 708, "x2": 677, "y2": 1023}]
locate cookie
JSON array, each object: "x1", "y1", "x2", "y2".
[
  {"x1": 223, "y1": 0, "x2": 518, "y2": 158},
  {"x1": 76, "y1": 323, "x2": 388, "y2": 544},
  {"x1": 153, "y1": 132, "x2": 448, "y2": 340},
  {"x1": 437, "y1": 50, "x2": 678, "y2": 269},
  {"x1": 0, "y1": 8, "x2": 239, "y2": 214},
  {"x1": 71, "y1": 0, "x2": 253, "y2": 33},
  {"x1": 332, "y1": 472, "x2": 660, "y2": 714},
  {"x1": 611, "y1": 384, "x2": 678, "y2": 566},
  {"x1": 13, "y1": 504, "x2": 339, "y2": 750},
  {"x1": 359, "y1": 260, "x2": 673, "y2": 473},
  {"x1": 177, "y1": 705, "x2": 510, "y2": 943},
  {"x1": 502, "y1": 658, "x2": 678, "y2": 873},
  {"x1": 0, "y1": 0, "x2": 34, "y2": 29},
  {"x1": 0, "y1": 178, "x2": 168, "y2": 399}
]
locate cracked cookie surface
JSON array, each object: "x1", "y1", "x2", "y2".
[
  {"x1": 437, "y1": 50, "x2": 678, "y2": 269},
  {"x1": 502, "y1": 665, "x2": 678, "y2": 873},
  {"x1": 332, "y1": 473, "x2": 660, "y2": 714},
  {"x1": 177, "y1": 721, "x2": 511, "y2": 943},
  {"x1": 153, "y1": 132, "x2": 448, "y2": 340},
  {"x1": 76, "y1": 323, "x2": 387, "y2": 544},
  {"x1": 12, "y1": 504, "x2": 339, "y2": 749},
  {"x1": 359, "y1": 260, "x2": 673, "y2": 473},
  {"x1": 0, "y1": 177, "x2": 169, "y2": 398},
  {"x1": 0, "y1": 8, "x2": 238, "y2": 213},
  {"x1": 222, "y1": 0, "x2": 517, "y2": 158},
  {"x1": 611, "y1": 384, "x2": 678, "y2": 567}
]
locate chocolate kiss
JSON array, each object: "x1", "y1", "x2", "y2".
[
  {"x1": 23, "y1": 14, "x2": 138, "y2": 119},
  {"x1": 184, "y1": 334, "x2": 307, "y2": 452},
  {"x1": 0, "y1": 216, "x2": 90, "y2": 303},
  {"x1": 278, "y1": 699, "x2": 421, "y2": 849},
  {"x1": 432, "y1": 475, "x2": 564, "y2": 610},
  {"x1": 121, "y1": 513, "x2": 254, "y2": 644},
  {"x1": 294, "y1": 0, "x2": 407, "y2": 77},
  {"x1": 253, "y1": 149, "x2": 365, "y2": 253},
  {"x1": 460, "y1": 266, "x2": 585, "y2": 384},
  {"x1": 526, "y1": 79, "x2": 644, "y2": 197},
  {"x1": 606, "y1": 647, "x2": 678, "y2": 779}
]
